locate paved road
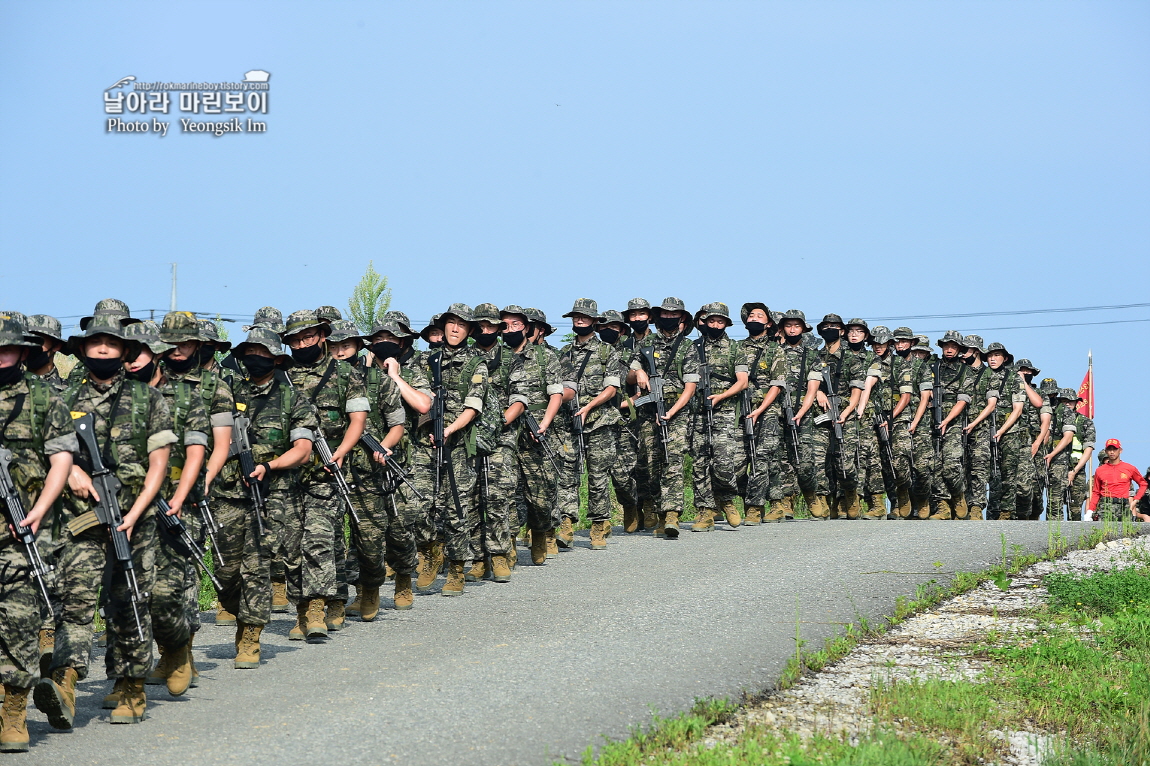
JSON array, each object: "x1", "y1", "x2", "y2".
[{"x1": 23, "y1": 520, "x2": 1102, "y2": 765}]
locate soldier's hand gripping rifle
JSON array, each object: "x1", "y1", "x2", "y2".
[
  {"x1": 73, "y1": 413, "x2": 147, "y2": 642},
  {"x1": 518, "y1": 411, "x2": 560, "y2": 473},
  {"x1": 741, "y1": 385, "x2": 758, "y2": 478},
  {"x1": 315, "y1": 434, "x2": 361, "y2": 528},
  {"x1": 154, "y1": 497, "x2": 223, "y2": 591},
  {"x1": 872, "y1": 379, "x2": 896, "y2": 483},
  {"x1": 781, "y1": 385, "x2": 802, "y2": 468},
  {"x1": 0, "y1": 446, "x2": 53, "y2": 606},
  {"x1": 632, "y1": 346, "x2": 669, "y2": 457},
  {"x1": 229, "y1": 409, "x2": 268, "y2": 537},
  {"x1": 359, "y1": 432, "x2": 425, "y2": 501},
  {"x1": 931, "y1": 361, "x2": 944, "y2": 460},
  {"x1": 428, "y1": 351, "x2": 446, "y2": 499},
  {"x1": 191, "y1": 488, "x2": 224, "y2": 567},
  {"x1": 820, "y1": 368, "x2": 847, "y2": 476},
  {"x1": 989, "y1": 409, "x2": 1001, "y2": 481},
  {"x1": 696, "y1": 341, "x2": 714, "y2": 458}
]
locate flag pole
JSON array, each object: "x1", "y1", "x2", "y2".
[{"x1": 1087, "y1": 349, "x2": 1094, "y2": 498}]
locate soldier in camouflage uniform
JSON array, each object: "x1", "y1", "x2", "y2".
[
  {"x1": 841, "y1": 319, "x2": 885, "y2": 519},
  {"x1": 1043, "y1": 386, "x2": 1081, "y2": 521},
  {"x1": 523, "y1": 308, "x2": 569, "y2": 556},
  {"x1": 739, "y1": 303, "x2": 794, "y2": 523},
  {"x1": 599, "y1": 310, "x2": 641, "y2": 532},
  {"x1": 24, "y1": 315, "x2": 68, "y2": 392},
  {"x1": 315, "y1": 306, "x2": 342, "y2": 324},
  {"x1": 1019, "y1": 371, "x2": 1054, "y2": 521},
  {"x1": 809, "y1": 314, "x2": 854, "y2": 518},
  {"x1": 959, "y1": 336, "x2": 1001, "y2": 521},
  {"x1": 283, "y1": 310, "x2": 369, "y2": 635},
  {"x1": 689, "y1": 303, "x2": 749, "y2": 531},
  {"x1": 1060, "y1": 389, "x2": 1095, "y2": 520},
  {"x1": 558, "y1": 299, "x2": 625, "y2": 549},
  {"x1": 628, "y1": 298, "x2": 700, "y2": 537},
  {"x1": 0, "y1": 315, "x2": 75, "y2": 751},
  {"x1": 410, "y1": 304, "x2": 489, "y2": 596},
  {"x1": 857, "y1": 327, "x2": 909, "y2": 518},
  {"x1": 988, "y1": 356, "x2": 1043, "y2": 520},
  {"x1": 619, "y1": 300, "x2": 655, "y2": 530},
  {"x1": 904, "y1": 336, "x2": 937, "y2": 518},
  {"x1": 919, "y1": 331, "x2": 974, "y2": 519},
  {"x1": 196, "y1": 318, "x2": 232, "y2": 374},
  {"x1": 36, "y1": 305, "x2": 175, "y2": 727}
]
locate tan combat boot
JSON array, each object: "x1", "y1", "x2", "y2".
[
  {"x1": 271, "y1": 581, "x2": 290, "y2": 612},
  {"x1": 968, "y1": 503, "x2": 984, "y2": 521},
  {"x1": 557, "y1": 517, "x2": 575, "y2": 548},
  {"x1": 952, "y1": 496, "x2": 970, "y2": 520},
  {"x1": 215, "y1": 604, "x2": 237, "y2": 626},
  {"x1": 0, "y1": 685, "x2": 30, "y2": 752},
  {"x1": 807, "y1": 494, "x2": 829, "y2": 519},
  {"x1": 589, "y1": 520, "x2": 609, "y2": 550},
  {"x1": 110, "y1": 678, "x2": 146, "y2": 724},
  {"x1": 466, "y1": 559, "x2": 488, "y2": 582},
  {"x1": 159, "y1": 642, "x2": 192, "y2": 695},
  {"x1": 865, "y1": 494, "x2": 886, "y2": 519},
  {"x1": 442, "y1": 561, "x2": 465, "y2": 596},
  {"x1": 623, "y1": 504, "x2": 640, "y2": 533},
  {"x1": 385, "y1": 563, "x2": 395, "y2": 581},
  {"x1": 653, "y1": 512, "x2": 666, "y2": 537},
  {"x1": 415, "y1": 543, "x2": 437, "y2": 592},
  {"x1": 895, "y1": 487, "x2": 912, "y2": 519},
  {"x1": 358, "y1": 585, "x2": 381, "y2": 620},
  {"x1": 234, "y1": 623, "x2": 263, "y2": 669},
  {"x1": 325, "y1": 599, "x2": 346, "y2": 631},
  {"x1": 305, "y1": 599, "x2": 328, "y2": 641},
  {"x1": 146, "y1": 643, "x2": 176, "y2": 687},
  {"x1": 911, "y1": 494, "x2": 930, "y2": 520},
  {"x1": 827, "y1": 496, "x2": 841, "y2": 519},
  {"x1": 392, "y1": 577, "x2": 413, "y2": 611},
  {"x1": 692, "y1": 508, "x2": 715, "y2": 532},
  {"x1": 33, "y1": 667, "x2": 77, "y2": 729},
  {"x1": 721, "y1": 500, "x2": 742, "y2": 528},
  {"x1": 102, "y1": 679, "x2": 124, "y2": 709},
  {"x1": 491, "y1": 555, "x2": 512, "y2": 582},
  {"x1": 545, "y1": 529, "x2": 559, "y2": 558},
  {"x1": 345, "y1": 587, "x2": 363, "y2": 616},
  {"x1": 289, "y1": 603, "x2": 306, "y2": 640},
  {"x1": 508, "y1": 538, "x2": 518, "y2": 569},
  {"x1": 530, "y1": 529, "x2": 548, "y2": 565},
  {"x1": 928, "y1": 499, "x2": 953, "y2": 520},
  {"x1": 763, "y1": 500, "x2": 785, "y2": 523},
  {"x1": 744, "y1": 506, "x2": 763, "y2": 525},
  {"x1": 663, "y1": 511, "x2": 680, "y2": 539},
  {"x1": 844, "y1": 494, "x2": 862, "y2": 520},
  {"x1": 37, "y1": 628, "x2": 53, "y2": 679},
  {"x1": 642, "y1": 500, "x2": 658, "y2": 533}
]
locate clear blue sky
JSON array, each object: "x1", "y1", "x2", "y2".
[{"x1": 2, "y1": 1, "x2": 1147, "y2": 458}]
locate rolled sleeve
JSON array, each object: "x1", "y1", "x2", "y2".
[
  {"x1": 44, "y1": 433, "x2": 79, "y2": 457},
  {"x1": 898, "y1": 385, "x2": 914, "y2": 395},
  {"x1": 1062, "y1": 423, "x2": 1077, "y2": 433},
  {"x1": 385, "y1": 407, "x2": 406, "y2": 429},
  {"x1": 919, "y1": 381, "x2": 934, "y2": 392},
  {"x1": 563, "y1": 380, "x2": 578, "y2": 392},
  {"x1": 290, "y1": 427, "x2": 315, "y2": 443},
  {"x1": 850, "y1": 378, "x2": 866, "y2": 390},
  {"x1": 344, "y1": 396, "x2": 370, "y2": 413},
  {"x1": 210, "y1": 411, "x2": 233, "y2": 429},
  {"x1": 509, "y1": 394, "x2": 530, "y2": 407},
  {"x1": 603, "y1": 375, "x2": 621, "y2": 389},
  {"x1": 769, "y1": 378, "x2": 787, "y2": 388},
  {"x1": 184, "y1": 430, "x2": 209, "y2": 447},
  {"x1": 957, "y1": 394, "x2": 972, "y2": 403},
  {"x1": 682, "y1": 373, "x2": 701, "y2": 384},
  {"x1": 463, "y1": 396, "x2": 484, "y2": 412},
  {"x1": 147, "y1": 429, "x2": 179, "y2": 453},
  {"x1": 545, "y1": 383, "x2": 564, "y2": 397},
  {"x1": 734, "y1": 364, "x2": 749, "y2": 374}
]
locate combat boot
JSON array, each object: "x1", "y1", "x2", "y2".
[
  {"x1": 33, "y1": 667, "x2": 77, "y2": 729},
  {"x1": 442, "y1": 561, "x2": 465, "y2": 596},
  {"x1": 102, "y1": 679, "x2": 124, "y2": 709},
  {"x1": 358, "y1": 585, "x2": 381, "y2": 620},
  {"x1": 491, "y1": 555, "x2": 512, "y2": 582},
  {"x1": 415, "y1": 542, "x2": 437, "y2": 592},
  {"x1": 530, "y1": 529, "x2": 548, "y2": 565},
  {"x1": 721, "y1": 500, "x2": 742, "y2": 528},
  {"x1": 466, "y1": 559, "x2": 488, "y2": 582},
  {"x1": 289, "y1": 603, "x2": 306, "y2": 640},
  {"x1": 345, "y1": 590, "x2": 362, "y2": 616},
  {"x1": 325, "y1": 599, "x2": 346, "y2": 631},
  {"x1": 692, "y1": 508, "x2": 715, "y2": 532},
  {"x1": 589, "y1": 520, "x2": 609, "y2": 550},
  {"x1": 952, "y1": 496, "x2": 970, "y2": 520},
  {"x1": 928, "y1": 500, "x2": 953, "y2": 520},
  {"x1": 545, "y1": 529, "x2": 558, "y2": 558},
  {"x1": 663, "y1": 511, "x2": 680, "y2": 539},
  {"x1": 827, "y1": 496, "x2": 841, "y2": 519},
  {"x1": 744, "y1": 505, "x2": 763, "y2": 525},
  {"x1": 556, "y1": 517, "x2": 574, "y2": 548},
  {"x1": 507, "y1": 538, "x2": 518, "y2": 569},
  {"x1": 844, "y1": 494, "x2": 862, "y2": 520},
  {"x1": 623, "y1": 504, "x2": 640, "y2": 533},
  {"x1": 642, "y1": 500, "x2": 658, "y2": 532},
  {"x1": 895, "y1": 487, "x2": 912, "y2": 519},
  {"x1": 304, "y1": 599, "x2": 328, "y2": 641},
  {"x1": 0, "y1": 685, "x2": 30, "y2": 752},
  {"x1": 807, "y1": 494, "x2": 829, "y2": 520},
  {"x1": 865, "y1": 494, "x2": 886, "y2": 519},
  {"x1": 762, "y1": 502, "x2": 783, "y2": 523},
  {"x1": 271, "y1": 581, "x2": 290, "y2": 612},
  {"x1": 385, "y1": 563, "x2": 395, "y2": 580},
  {"x1": 392, "y1": 576, "x2": 413, "y2": 611},
  {"x1": 968, "y1": 504, "x2": 984, "y2": 521},
  {"x1": 234, "y1": 623, "x2": 263, "y2": 669},
  {"x1": 215, "y1": 604, "x2": 236, "y2": 627},
  {"x1": 911, "y1": 495, "x2": 931, "y2": 520},
  {"x1": 158, "y1": 642, "x2": 192, "y2": 695},
  {"x1": 110, "y1": 677, "x2": 146, "y2": 724},
  {"x1": 37, "y1": 628, "x2": 53, "y2": 679},
  {"x1": 146, "y1": 646, "x2": 174, "y2": 687}
]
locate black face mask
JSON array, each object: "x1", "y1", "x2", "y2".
[
  {"x1": 427, "y1": 340, "x2": 444, "y2": 349},
  {"x1": 290, "y1": 344, "x2": 323, "y2": 366},
  {"x1": 896, "y1": 348, "x2": 911, "y2": 358},
  {"x1": 126, "y1": 361, "x2": 155, "y2": 382},
  {"x1": 0, "y1": 365, "x2": 23, "y2": 386},
  {"x1": 818, "y1": 328, "x2": 841, "y2": 342},
  {"x1": 744, "y1": 321, "x2": 767, "y2": 337},
  {"x1": 962, "y1": 354, "x2": 975, "y2": 366},
  {"x1": 502, "y1": 330, "x2": 525, "y2": 349},
  {"x1": 81, "y1": 354, "x2": 123, "y2": 380},
  {"x1": 572, "y1": 325, "x2": 594, "y2": 337},
  {"x1": 243, "y1": 354, "x2": 277, "y2": 380},
  {"x1": 368, "y1": 341, "x2": 401, "y2": 361},
  {"x1": 164, "y1": 355, "x2": 197, "y2": 374},
  {"x1": 628, "y1": 319, "x2": 649, "y2": 334},
  {"x1": 473, "y1": 332, "x2": 499, "y2": 349},
  {"x1": 197, "y1": 346, "x2": 216, "y2": 365},
  {"x1": 784, "y1": 333, "x2": 803, "y2": 346},
  {"x1": 702, "y1": 326, "x2": 725, "y2": 340},
  {"x1": 598, "y1": 328, "x2": 620, "y2": 345},
  {"x1": 847, "y1": 340, "x2": 866, "y2": 352},
  {"x1": 1022, "y1": 373, "x2": 1034, "y2": 384},
  {"x1": 656, "y1": 316, "x2": 680, "y2": 332},
  {"x1": 24, "y1": 348, "x2": 50, "y2": 371}
]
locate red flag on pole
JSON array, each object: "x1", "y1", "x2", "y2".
[{"x1": 1077, "y1": 351, "x2": 1094, "y2": 418}]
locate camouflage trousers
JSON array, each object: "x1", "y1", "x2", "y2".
[
  {"x1": 889, "y1": 416, "x2": 914, "y2": 492},
  {"x1": 0, "y1": 543, "x2": 43, "y2": 689},
  {"x1": 53, "y1": 513, "x2": 157, "y2": 681},
  {"x1": 583, "y1": 425, "x2": 618, "y2": 522},
  {"x1": 36, "y1": 519, "x2": 65, "y2": 632},
  {"x1": 928, "y1": 423, "x2": 966, "y2": 503},
  {"x1": 516, "y1": 429, "x2": 561, "y2": 531},
  {"x1": 744, "y1": 414, "x2": 798, "y2": 506},
  {"x1": 213, "y1": 495, "x2": 274, "y2": 625},
  {"x1": 965, "y1": 423, "x2": 992, "y2": 514},
  {"x1": 909, "y1": 422, "x2": 934, "y2": 502},
  {"x1": 855, "y1": 417, "x2": 888, "y2": 497},
  {"x1": 1069, "y1": 467, "x2": 1089, "y2": 520},
  {"x1": 412, "y1": 440, "x2": 477, "y2": 562},
  {"x1": 287, "y1": 481, "x2": 343, "y2": 602},
  {"x1": 610, "y1": 416, "x2": 640, "y2": 512},
  {"x1": 635, "y1": 411, "x2": 690, "y2": 515},
  {"x1": 1044, "y1": 457, "x2": 1076, "y2": 521},
  {"x1": 151, "y1": 532, "x2": 195, "y2": 651},
  {"x1": 830, "y1": 416, "x2": 863, "y2": 499},
  {"x1": 470, "y1": 445, "x2": 514, "y2": 559},
  {"x1": 691, "y1": 405, "x2": 746, "y2": 510},
  {"x1": 989, "y1": 431, "x2": 1036, "y2": 520},
  {"x1": 797, "y1": 419, "x2": 832, "y2": 497},
  {"x1": 343, "y1": 484, "x2": 418, "y2": 587}
]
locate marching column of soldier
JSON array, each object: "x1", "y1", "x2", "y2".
[{"x1": 0, "y1": 297, "x2": 1099, "y2": 750}]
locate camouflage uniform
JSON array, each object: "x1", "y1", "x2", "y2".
[
  {"x1": 907, "y1": 341, "x2": 937, "y2": 518},
  {"x1": 739, "y1": 315, "x2": 794, "y2": 514},
  {"x1": 962, "y1": 338, "x2": 999, "y2": 519},
  {"x1": 1067, "y1": 408, "x2": 1095, "y2": 519},
  {"x1": 923, "y1": 333, "x2": 975, "y2": 518},
  {"x1": 864, "y1": 329, "x2": 916, "y2": 518},
  {"x1": 470, "y1": 304, "x2": 514, "y2": 561},
  {"x1": 841, "y1": 319, "x2": 882, "y2": 517},
  {"x1": 602, "y1": 311, "x2": 640, "y2": 523},
  {"x1": 988, "y1": 359, "x2": 1037, "y2": 521},
  {"x1": 1044, "y1": 389, "x2": 1080, "y2": 521},
  {"x1": 1017, "y1": 369, "x2": 1051, "y2": 521}
]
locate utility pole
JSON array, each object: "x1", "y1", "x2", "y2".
[{"x1": 170, "y1": 263, "x2": 178, "y2": 312}]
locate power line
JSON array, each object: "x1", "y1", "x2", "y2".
[
  {"x1": 915, "y1": 316, "x2": 1150, "y2": 334},
  {"x1": 873, "y1": 301, "x2": 1150, "y2": 322}
]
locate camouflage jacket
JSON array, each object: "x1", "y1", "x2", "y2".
[
  {"x1": 841, "y1": 345, "x2": 877, "y2": 418},
  {"x1": 817, "y1": 345, "x2": 851, "y2": 418},
  {"x1": 694, "y1": 334, "x2": 747, "y2": 412},
  {"x1": 509, "y1": 342, "x2": 564, "y2": 414},
  {"x1": 741, "y1": 335, "x2": 779, "y2": 412},
  {"x1": 288, "y1": 351, "x2": 369, "y2": 486},
  {"x1": 32, "y1": 365, "x2": 68, "y2": 394},
  {"x1": 155, "y1": 376, "x2": 211, "y2": 490},
  {"x1": 866, "y1": 352, "x2": 917, "y2": 421},
  {"x1": 164, "y1": 365, "x2": 235, "y2": 444},
  {"x1": 418, "y1": 344, "x2": 488, "y2": 449},
  {"x1": 347, "y1": 362, "x2": 407, "y2": 489},
  {"x1": 768, "y1": 343, "x2": 825, "y2": 415},
  {"x1": 628, "y1": 330, "x2": 700, "y2": 401},
  {"x1": 560, "y1": 335, "x2": 624, "y2": 432},
  {"x1": 0, "y1": 375, "x2": 77, "y2": 543},
  {"x1": 927, "y1": 358, "x2": 974, "y2": 414},
  {"x1": 1048, "y1": 401, "x2": 1079, "y2": 450},
  {"x1": 1072, "y1": 416, "x2": 1096, "y2": 462}
]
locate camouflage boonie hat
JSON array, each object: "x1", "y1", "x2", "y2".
[
  {"x1": 235, "y1": 326, "x2": 293, "y2": 366},
  {"x1": 624, "y1": 298, "x2": 651, "y2": 316},
  {"x1": 892, "y1": 326, "x2": 915, "y2": 340},
  {"x1": 845, "y1": 318, "x2": 871, "y2": 339},
  {"x1": 563, "y1": 298, "x2": 601, "y2": 320},
  {"x1": 817, "y1": 313, "x2": 844, "y2": 330},
  {"x1": 472, "y1": 303, "x2": 504, "y2": 328},
  {"x1": 870, "y1": 326, "x2": 893, "y2": 345},
  {"x1": 124, "y1": 320, "x2": 173, "y2": 355},
  {"x1": 419, "y1": 314, "x2": 444, "y2": 342},
  {"x1": 984, "y1": 341, "x2": 1013, "y2": 364},
  {"x1": 962, "y1": 335, "x2": 986, "y2": 354},
  {"x1": 499, "y1": 305, "x2": 529, "y2": 323},
  {"x1": 699, "y1": 302, "x2": 732, "y2": 326},
  {"x1": 198, "y1": 319, "x2": 232, "y2": 351},
  {"x1": 383, "y1": 311, "x2": 416, "y2": 337},
  {"x1": 1060, "y1": 387, "x2": 1081, "y2": 401},
  {"x1": 160, "y1": 311, "x2": 201, "y2": 344},
  {"x1": 912, "y1": 335, "x2": 932, "y2": 352},
  {"x1": 769, "y1": 310, "x2": 783, "y2": 324},
  {"x1": 68, "y1": 312, "x2": 138, "y2": 348},
  {"x1": 314, "y1": 306, "x2": 342, "y2": 323},
  {"x1": 26, "y1": 314, "x2": 64, "y2": 343},
  {"x1": 1014, "y1": 358, "x2": 1040, "y2": 374},
  {"x1": 244, "y1": 306, "x2": 285, "y2": 334},
  {"x1": 283, "y1": 310, "x2": 329, "y2": 338},
  {"x1": 0, "y1": 314, "x2": 38, "y2": 348},
  {"x1": 1039, "y1": 377, "x2": 1059, "y2": 395},
  {"x1": 740, "y1": 302, "x2": 770, "y2": 325},
  {"x1": 0, "y1": 312, "x2": 29, "y2": 336},
  {"x1": 936, "y1": 330, "x2": 965, "y2": 347},
  {"x1": 657, "y1": 297, "x2": 688, "y2": 315},
  {"x1": 600, "y1": 310, "x2": 628, "y2": 330},
  {"x1": 779, "y1": 309, "x2": 812, "y2": 332},
  {"x1": 369, "y1": 315, "x2": 413, "y2": 340},
  {"x1": 79, "y1": 298, "x2": 140, "y2": 330},
  {"x1": 326, "y1": 320, "x2": 364, "y2": 344},
  {"x1": 437, "y1": 303, "x2": 476, "y2": 324},
  {"x1": 523, "y1": 308, "x2": 555, "y2": 337}
]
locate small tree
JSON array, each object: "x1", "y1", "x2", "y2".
[{"x1": 348, "y1": 261, "x2": 392, "y2": 333}]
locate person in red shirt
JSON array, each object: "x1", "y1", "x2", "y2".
[{"x1": 1087, "y1": 439, "x2": 1148, "y2": 521}]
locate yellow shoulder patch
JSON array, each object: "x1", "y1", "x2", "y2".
[
  {"x1": 70, "y1": 411, "x2": 87, "y2": 420},
  {"x1": 235, "y1": 402, "x2": 247, "y2": 411}
]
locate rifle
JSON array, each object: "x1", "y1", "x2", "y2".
[
  {"x1": 0, "y1": 446, "x2": 53, "y2": 606},
  {"x1": 872, "y1": 379, "x2": 896, "y2": 485},
  {"x1": 72, "y1": 413, "x2": 147, "y2": 642},
  {"x1": 989, "y1": 409, "x2": 1001, "y2": 481},
  {"x1": 570, "y1": 390, "x2": 587, "y2": 478},
  {"x1": 154, "y1": 497, "x2": 223, "y2": 590},
  {"x1": 428, "y1": 351, "x2": 446, "y2": 499},
  {"x1": 518, "y1": 411, "x2": 560, "y2": 473},
  {"x1": 742, "y1": 386, "x2": 758, "y2": 477},
  {"x1": 632, "y1": 346, "x2": 669, "y2": 456},
  {"x1": 359, "y1": 432, "x2": 425, "y2": 501},
  {"x1": 930, "y1": 361, "x2": 944, "y2": 460},
  {"x1": 190, "y1": 486, "x2": 224, "y2": 567},
  {"x1": 781, "y1": 386, "x2": 802, "y2": 468},
  {"x1": 229, "y1": 408, "x2": 268, "y2": 537},
  {"x1": 696, "y1": 341, "x2": 714, "y2": 458},
  {"x1": 315, "y1": 434, "x2": 361, "y2": 527},
  {"x1": 820, "y1": 367, "x2": 846, "y2": 475}
]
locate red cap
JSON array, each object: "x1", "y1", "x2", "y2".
[{"x1": 1106, "y1": 438, "x2": 1122, "y2": 449}]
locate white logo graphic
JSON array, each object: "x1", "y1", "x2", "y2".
[
  {"x1": 106, "y1": 76, "x2": 136, "y2": 91},
  {"x1": 243, "y1": 70, "x2": 271, "y2": 83}
]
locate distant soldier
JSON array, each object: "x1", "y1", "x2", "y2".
[
  {"x1": 906, "y1": 335, "x2": 936, "y2": 518},
  {"x1": 1043, "y1": 387, "x2": 1082, "y2": 521},
  {"x1": 24, "y1": 315, "x2": 68, "y2": 392},
  {"x1": 599, "y1": 310, "x2": 641, "y2": 532},
  {"x1": 739, "y1": 303, "x2": 792, "y2": 523},
  {"x1": 922, "y1": 331, "x2": 974, "y2": 519},
  {"x1": 989, "y1": 357, "x2": 1044, "y2": 520},
  {"x1": 960, "y1": 336, "x2": 1001, "y2": 521},
  {"x1": 858, "y1": 327, "x2": 915, "y2": 518}
]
